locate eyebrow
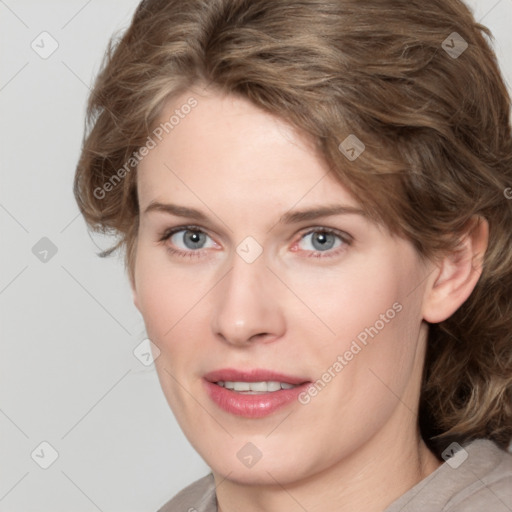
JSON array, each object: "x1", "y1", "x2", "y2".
[
  {"x1": 279, "y1": 204, "x2": 365, "y2": 223},
  {"x1": 144, "y1": 201, "x2": 209, "y2": 221},
  {"x1": 143, "y1": 201, "x2": 365, "y2": 224}
]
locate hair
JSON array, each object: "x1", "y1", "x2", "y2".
[{"x1": 74, "y1": 0, "x2": 512, "y2": 455}]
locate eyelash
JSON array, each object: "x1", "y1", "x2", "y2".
[
  {"x1": 158, "y1": 225, "x2": 207, "y2": 260},
  {"x1": 158, "y1": 225, "x2": 353, "y2": 260}
]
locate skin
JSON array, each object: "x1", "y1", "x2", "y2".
[{"x1": 131, "y1": 87, "x2": 488, "y2": 512}]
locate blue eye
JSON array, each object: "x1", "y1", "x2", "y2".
[
  {"x1": 167, "y1": 228, "x2": 215, "y2": 251},
  {"x1": 296, "y1": 228, "x2": 350, "y2": 257},
  {"x1": 300, "y1": 231, "x2": 341, "y2": 251}
]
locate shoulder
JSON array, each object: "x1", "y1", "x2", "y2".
[
  {"x1": 447, "y1": 439, "x2": 512, "y2": 511},
  {"x1": 385, "y1": 439, "x2": 512, "y2": 512},
  {"x1": 156, "y1": 473, "x2": 216, "y2": 512}
]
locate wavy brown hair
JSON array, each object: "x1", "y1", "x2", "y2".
[{"x1": 74, "y1": 0, "x2": 512, "y2": 455}]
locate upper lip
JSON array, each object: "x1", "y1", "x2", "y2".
[{"x1": 203, "y1": 368, "x2": 310, "y2": 385}]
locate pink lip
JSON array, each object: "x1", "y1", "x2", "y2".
[{"x1": 203, "y1": 368, "x2": 310, "y2": 418}]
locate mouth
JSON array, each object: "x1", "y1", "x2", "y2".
[
  {"x1": 215, "y1": 380, "x2": 299, "y2": 393},
  {"x1": 203, "y1": 368, "x2": 311, "y2": 418}
]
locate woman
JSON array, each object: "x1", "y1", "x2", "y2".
[{"x1": 74, "y1": 0, "x2": 512, "y2": 510}]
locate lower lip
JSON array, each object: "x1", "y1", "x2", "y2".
[{"x1": 203, "y1": 380, "x2": 309, "y2": 418}]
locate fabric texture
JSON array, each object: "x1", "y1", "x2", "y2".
[{"x1": 157, "y1": 439, "x2": 512, "y2": 512}]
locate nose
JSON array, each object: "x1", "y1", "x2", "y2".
[{"x1": 210, "y1": 251, "x2": 286, "y2": 347}]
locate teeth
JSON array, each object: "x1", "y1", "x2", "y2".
[{"x1": 217, "y1": 381, "x2": 298, "y2": 393}]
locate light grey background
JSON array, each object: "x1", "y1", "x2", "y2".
[{"x1": 1, "y1": 1, "x2": 511, "y2": 511}]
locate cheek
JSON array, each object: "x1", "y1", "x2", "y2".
[
  {"x1": 300, "y1": 251, "x2": 423, "y2": 394},
  {"x1": 134, "y1": 252, "x2": 206, "y2": 412},
  {"x1": 135, "y1": 241, "x2": 188, "y2": 314},
  {"x1": 289, "y1": 258, "x2": 403, "y2": 346},
  {"x1": 133, "y1": 247, "x2": 214, "y2": 378},
  {"x1": 346, "y1": 303, "x2": 423, "y2": 422},
  {"x1": 134, "y1": 248, "x2": 186, "y2": 341}
]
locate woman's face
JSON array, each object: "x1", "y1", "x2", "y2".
[{"x1": 133, "y1": 89, "x2": 432, "y2": 485}]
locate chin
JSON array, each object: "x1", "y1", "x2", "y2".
[
  {"x1": 210, "y1": 458, "x2": 308, "y2": 486},
  {"x1": 193, "y1": 434, "x2": 324, "y2": 487}
]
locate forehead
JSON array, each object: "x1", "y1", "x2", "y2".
[{"x1": 136, "y1": 90, "x2": 360, "y2": 212}]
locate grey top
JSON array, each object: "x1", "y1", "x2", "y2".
[{"x1": 157, "y1": 439, "x2": 512, "y2": 512}]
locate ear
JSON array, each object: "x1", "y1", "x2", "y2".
[{"x1": 422, "y1": 216, "x2": 489, "y2": 324}]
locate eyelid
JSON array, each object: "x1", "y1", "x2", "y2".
[
  {"x1": 159, "y1": 224, "x2": 353, "y2": 259},
  {"x1": 297, "y1": 226, "x2": 353, "y2": 243},
  {"x1": 158, "y1": 225, "x2": 219, "y2": 260},
  {"x1": 290, "y1": 226, "x2": 353, "y2": 258},
  {"x1": 159, "y1": 224, "x2": 214, "y2": 242},
  {"x1": 159, "y1": 225, "x2": 352, "y2": 244}
]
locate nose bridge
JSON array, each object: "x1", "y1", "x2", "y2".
[{"x1": 211, "y1": 249, "x2": 285, "y2": 346}]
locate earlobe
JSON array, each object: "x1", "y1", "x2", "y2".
[{"x1": 422, "y1": 217, "x2": 489, "y2": 324}]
